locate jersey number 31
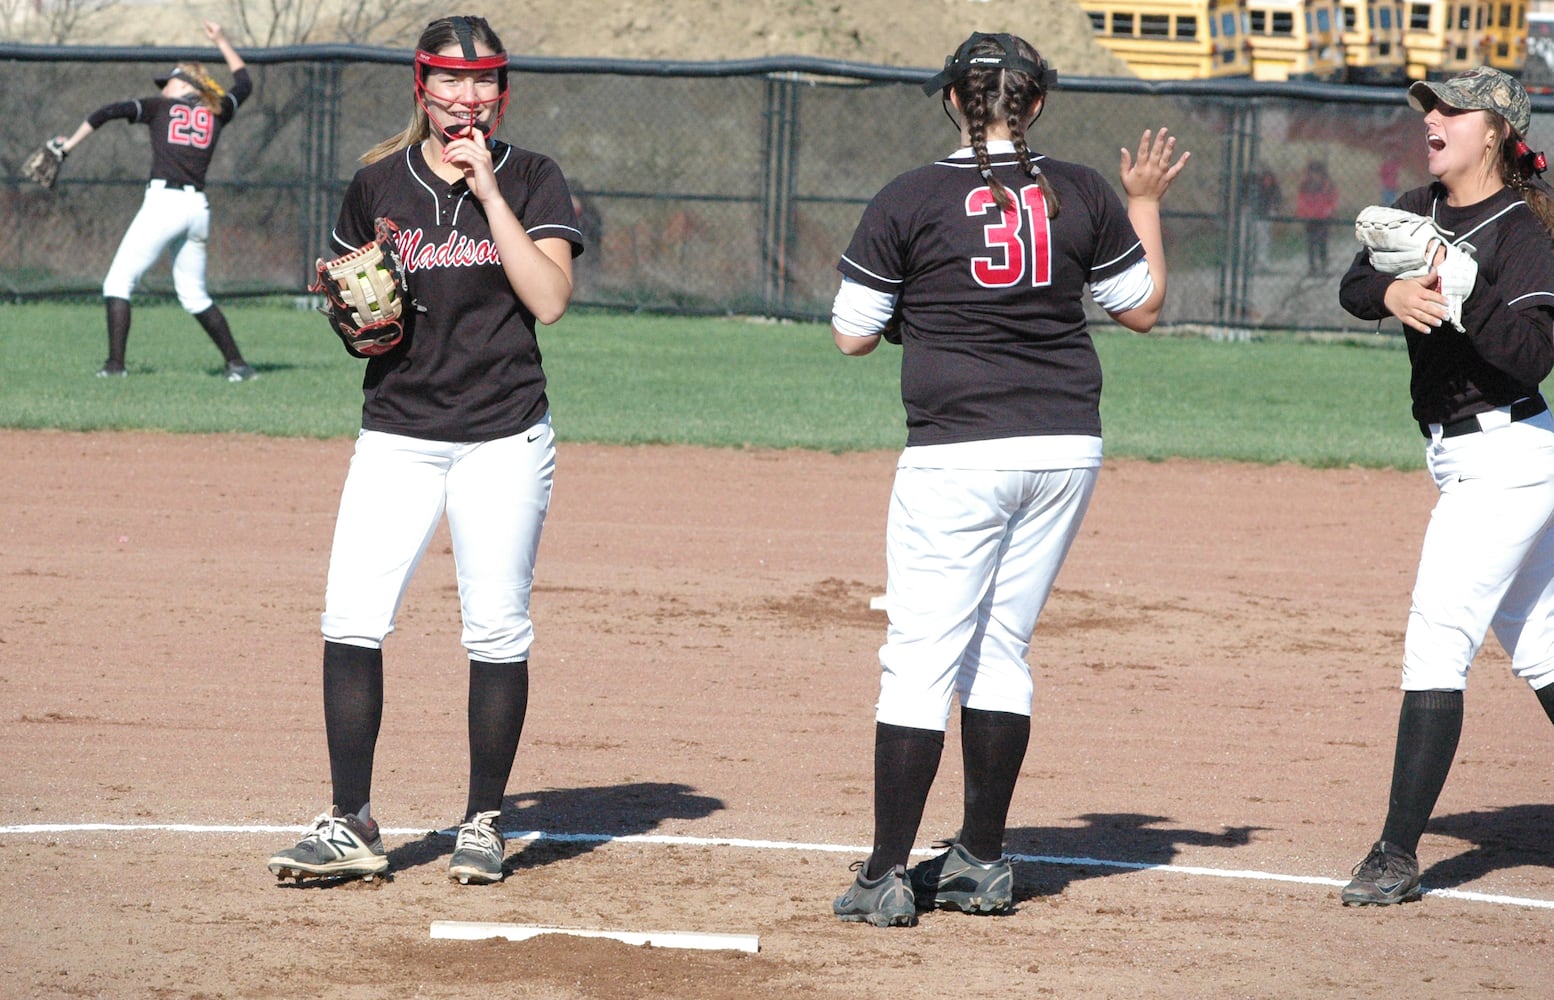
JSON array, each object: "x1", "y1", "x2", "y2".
[{"x1": 967, "y1": 184, "x2": 1051, "y2": 289}]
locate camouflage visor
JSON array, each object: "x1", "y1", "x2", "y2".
[{"x1": 1408, "y1": 65, "x2": 1531, "y2": 136}]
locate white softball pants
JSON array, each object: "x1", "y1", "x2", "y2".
[
  {"x1": 876, "y1": 465, "x2": 1098, "y2": 731},
  {"x1": 102, "y1": 182, "x2": 213, "y2": 313},
  {"x1": 321, "y1": 421, "x2": 555, "y2": 663},
  {"x1": 1404, "y1": 406, "x2": 1554, "y2": 692}
]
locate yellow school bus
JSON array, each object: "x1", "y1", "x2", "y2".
[
  {"x1": 1479, "y1": 0, "x2": 1527, "y2": 74},
  {"x1": 1245, "y1": 0, "x2": 1348, "y2": 80},
  {"x1": 1402, "y1": 0, "x2": 1486, "y2": 78},
  {"x1": 1339, "y1": 0, "x2": 1409, "y2": 81},
  {"x1": 1081, "y1": 0, "x2": 1253, "y2": 79}
]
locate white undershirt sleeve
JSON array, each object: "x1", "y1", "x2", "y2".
[
  {"x1": 1090, "y1": 259, "x2": 1154, "y2": 315},
  {"x1": 831, "y1": 277, "x2": 900, "y2": 338}
]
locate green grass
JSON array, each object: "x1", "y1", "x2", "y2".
[
  {"x1": 1094, "y1": 333, "x2": 1422, "y2": 469},
  {"x1": 0, "y1": 299, "x2": 364, "y2": 437},
  {"x1": 0, "y1": 300, "x2": 1433, "y2": 468}
]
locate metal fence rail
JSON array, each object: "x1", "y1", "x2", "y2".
[{"x1": 5, "y1": 43, "x2": 1553, "y2": 332}]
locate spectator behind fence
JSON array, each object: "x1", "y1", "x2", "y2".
[
  {"x1": 1379, "y1": 151, "x2": 1403, "y2": 206},
  {"x1": 1246, "y1": 163, "x2": 1282, "y2": 271},
  {"x1": 1296, "y1": 160, "x2": 1339, "y2": 275}
]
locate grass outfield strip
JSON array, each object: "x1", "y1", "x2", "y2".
[{"x1": 0, "y1": 300, "x2": 1437, "y2": 468}]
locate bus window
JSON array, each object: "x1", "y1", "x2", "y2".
[
  {"x1": 1082, "y1": 0, "x2": 1253, "y2": 79},
  {"x1": 1247, "y1": 0, "x2": 1346, "y2": 80}
]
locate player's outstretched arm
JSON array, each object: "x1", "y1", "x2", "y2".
[
  {"x1": 1112, "y1": 127, "x2": 1190, "y2": 332},
  {"x1": 203, "y1": 20, "x2": 245, "y2": 73},
  {"x1": 57, "y1": 120, "x2": 97, "y2": 156}
]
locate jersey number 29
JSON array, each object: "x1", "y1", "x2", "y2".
[
  {"x1": 967, "y1": 184, "x2": 1052, "y2": 289},
  {"x1": 167, "y1": 105, "x2": 215, "y2": 149}
]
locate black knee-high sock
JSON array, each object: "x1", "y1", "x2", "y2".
[
  {"x1": 1537, "y1": 684, "x2": 1554, "y2": 727},
  {"x1": 1378, "y1": 689, "x2": 1463, "y2": 855},
  {"x1": 464, "y1": 659, "x2": 529, "y2": 821},
  {"x1": 865, "y1": 722, "x2": 944, "y2": 880},
  {"x1": 104, "y1": 297, "x2": 130, "y2": 368},
  {"x1": 959, "y1": 707, "x2": 1031, "y2": 862},
  {"x1": 322, "y1": 641, "x2": 383, "y2": 817},
  {"x1": 193, "y1": 305, "x2": 243, "y2": 364}
]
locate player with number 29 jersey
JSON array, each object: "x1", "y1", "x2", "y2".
[
  {"x1": 118, "y1": 83, "x2": 246, "y2": 190},
  {"x1": 52, "y1": 18, "x2": 257, "y2": 380}
]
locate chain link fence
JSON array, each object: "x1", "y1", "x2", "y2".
[{"x1": 5, "y1": 43, "x2": 1554, "y2": 332}]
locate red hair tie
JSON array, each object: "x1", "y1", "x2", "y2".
[{"x1": 1517, "y1": 140, "x2": 1548, "y2": 175}]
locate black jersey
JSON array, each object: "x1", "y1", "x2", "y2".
[
  {"x1": 86, "y1": 69, "x2": 251, "y2": 190},
  {"x1": 330, "y1": 140, "x2": 583, "y2": 443},
  {"x1": 838, "y1": 149, "x2": 1145, "y2": 447},
  {"x1": 1340, "y1": 183, "x2": 1554, "y2": 426}
]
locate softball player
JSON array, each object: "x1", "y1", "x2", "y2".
[
  {"x1": 829, "y1": 32, "x2": 1189, "y2": 927},
  {"x1": 1338, "y1": 67, "x2": 1554, "y2": 905},
  {"x1": 266, "y1": 15, "x2": 582, "y2": 886},
  {"x1": 53, "y1": 20, "x2": 256, "y2": 381}
]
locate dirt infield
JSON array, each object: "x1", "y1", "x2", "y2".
[{"x1": 2, "y1": 430, "x2": 1551, "y2": 998}]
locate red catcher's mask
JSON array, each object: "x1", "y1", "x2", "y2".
[{"x1": 413, "y1": 20, "x2": 510, "y2": 143}]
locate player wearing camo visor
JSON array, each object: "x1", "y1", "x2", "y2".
[{"x1": 1338, "y1": 66, "x2": 1554, "y2": 907}]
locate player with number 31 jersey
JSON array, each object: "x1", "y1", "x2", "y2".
[
  {"x1": 840, "y1": 152, "x2": 1151, "y2": 444},
  {"x1": 829, "y1": 32, "x2": 1189, "y2": 927}
]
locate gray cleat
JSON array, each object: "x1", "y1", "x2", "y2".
[
  {"x1": 1342, "y1": 840, "x2": 1422, "y2": 906},
  {"x1": 908, "y1": 840, "x2": 1013, "y2": 914},
  {"x1": 267, "y1": 809, "x2": 388, "y2": 881},
  {"x1": 833, "y1": 861, "x2": 917, "y2": 927},
  {"x1": 448, "y1": 810, "x2": 506, "y2": 885}
]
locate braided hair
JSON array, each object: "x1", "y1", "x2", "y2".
[{"x1": 943, "y1": 34, "x2": 1060, "y2": 218}]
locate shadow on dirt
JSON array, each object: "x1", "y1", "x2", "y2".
[
  {"x1": 378, "y1": 781, "x2": 725, "y2": 877},
  {"x1": 1418, "y1": 803, "x2": 1554, "y2": 891},
  {"x1": 1000, "y1": 812, "x2": 1267, "y2": 903}
]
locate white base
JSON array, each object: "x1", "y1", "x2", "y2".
[{"x1": 429, "y1": 920, "x2": 759, "y2": 953}]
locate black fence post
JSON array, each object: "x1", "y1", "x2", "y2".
[
  {"x1": 760, "y1": 73, "x2": 799, "y2": 315},
  {"x1": 1230, "y1": 101, "x2": 1260, "y2": 326},
  {"x1": 301, "y1": 60, "x2": 342, "y2": 290}
]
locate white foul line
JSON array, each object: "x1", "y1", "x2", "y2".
[{"x1": 1, "y1": 822, "x2": 1550, "y2": 911}]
